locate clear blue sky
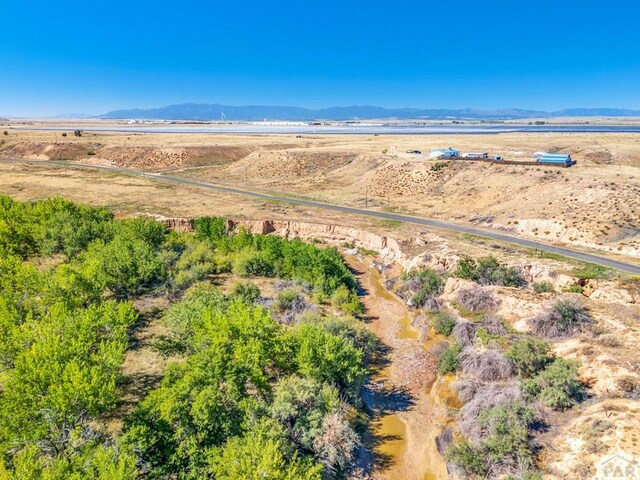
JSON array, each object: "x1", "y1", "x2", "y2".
[{"x1": 2, "y1": 0, "x2": 639, "y2": 116}]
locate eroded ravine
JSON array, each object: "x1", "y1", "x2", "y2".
[{"x1": 348, "y1": 256, "x2": 449, "y2": 480}]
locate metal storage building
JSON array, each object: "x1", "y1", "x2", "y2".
[
  {"x1": 537, "y1": 153, "x2": 572, "y2": 165},
  {"x1": 462, "y1": 152, "x2": 489, "y2": 159}
]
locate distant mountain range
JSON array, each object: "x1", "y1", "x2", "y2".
[{"x1": 98, "y1": 104, "x2": 640, "y2": 121}]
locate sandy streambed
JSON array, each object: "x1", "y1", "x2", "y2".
[{"x1": 349, "y1": 257, "x2": 449, "y2": 479}]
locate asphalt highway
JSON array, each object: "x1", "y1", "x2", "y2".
[{"x1": 3, "y1": 157, "x2": 639, "y2": 275}]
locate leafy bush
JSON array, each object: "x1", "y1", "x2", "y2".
[
  {"x1": 0, "y1": 301, "x2": 136, "y2": 453},
  {"x1": 477, "y1": 402, "x2": 537, "y2": 468},
  {"x1": 507, "y1": 338, "x2": 553, "y2": 378},
  {"x1": 330, "y1": 285, "x2": 365, "y2": 316},
  {"x1": 432, "y1": 312, "x2": 456, "y2": 336},
  {"x1": 405, "y1": 268, "x2": 444, "y2": 308},
  {"x1": 532, "y1": 281, "x2": 555, "y2": 293},
  {"x1": 0, "y1": 443, "x2": 138, "y2": 479},
  {"x1": 80, "y1": 235, "x2": 167, "y2": 299},
  {"x1": 438, "y1": 343, "x2": 462, "y2": 374},
  {"x1": 208, "y1": 430, "x2": 322, "y2": 480},
  {"x1": 448, "y1": 402, "x2": 538, "y2": 478},
  {"x1": 233, "y1": 251, "x2": 276, "y2": 277},
  {"x1": 529, "y1": 298, "x2": 592, "y2": 338},
  {"x1": 456, "y1": 287, "x2": 498, "y2": 313},
  {"x1": 0, "y1": 196, "x2": 366, "y2": 479},
  {"x1": 229, "y1": 281, "x2": 261, "y2": 304},
  {"x1": 453, "y1": 256, "x2": 521, "y2": 287},
  {"x1": 446, "y1": 440, "x2": 488, "y2": 478},
  {"x1": 170, "y1": 238, "x2": 219, "y2": 291},
  {"x1": 193, "y1": 215, "x2": 227, "y2": 242},
  {"x1": 523, "y1": 358, "x2": 584, "y2": 409},
  {"x1": 298, "y1": 313, "x2": 379, "y2": 360}
]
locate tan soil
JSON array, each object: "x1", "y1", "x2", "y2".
[{"x1": 1, "y1": 126, "x2": 638, "y2": 259}]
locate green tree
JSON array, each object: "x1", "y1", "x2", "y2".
[
  {"x1": 0, "y1": 302, "x2": 135, "y2": 453},
  {"x1": 208, "y1": 430, "x2": 322, "y2": 480},
  {"x1": 80, "y1": 235, "x2": 167, "y2": 299},
  {"x1": 0, "y1": 443, "x2": 138, "y2": 480},
  {"x1": 295, "y1": 323, "x2": 365, "y2": 396}
]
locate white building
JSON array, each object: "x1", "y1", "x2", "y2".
[{"x1": 429, "y1": 147, "x2": 460, "y2": 159}]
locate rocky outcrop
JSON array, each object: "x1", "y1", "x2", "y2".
[
  {"x1": 521, "y1": 263, "x2": 575, "y2": 290},
  {"x1": 584, "y1": 280, "x2": 636, "y2": 305}
]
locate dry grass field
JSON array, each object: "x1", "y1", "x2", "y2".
[
  {"x1": 1, "y1": 126, "x2": 639, "y2": 260},
  {"x1": 1, "y1": 124, "x2": 640, "y2": 479}
]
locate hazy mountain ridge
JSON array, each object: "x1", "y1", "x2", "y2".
[{"x1": 99, "y1": 103, "x2": 640, "y2": 121}]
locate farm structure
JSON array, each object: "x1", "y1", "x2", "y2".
[
  {"x1": 462, "y1": 152, "x2": 489, "y2": 159},
  {"x1": 426, "y1": 147, "x2": 574, "y2": 167},
  {"x1": 536, "y1": 153, "x2": 573, "y2": 166},
  {"x1": 453, "y1": 155, "x2": 574, "y2": 168},
  {"x1": 429, "y1": 147, "x2": 460, "y2": 159}
]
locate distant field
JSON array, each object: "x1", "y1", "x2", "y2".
[{"x1": 1, "y1": 126, "x2": 639, "y2": 260}]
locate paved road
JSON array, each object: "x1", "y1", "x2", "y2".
[{"x1": 3, "y1": 157, "x2": 640, "y2": 275}]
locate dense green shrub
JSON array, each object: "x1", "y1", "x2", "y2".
[
  {"x1": 298, "y1": 313, "x2": 379, "y2": 360},
  {"x1": 477, "y1": 402, "x2": 537, "y2": 468},
  {"x1": 405, "y1": 268, "x2": 444, "y2": 308},
  {"x1": 432, "y1": 312, "x2": 456, "y2": 336},
  {"x1": 193, "y1": 215, "x2": 228, "y2": 242},
  {"x1": 234, "y1": 251, "x2": 276, "y2": 277},
  {"x1": 80, "y1": 235, "x2": 167, "y2": 299},
  {"x1": 330, "y1": 284, "x2": 365, "y2": 316},
  {"x1": 438, "y1": 343, "x2": 462, "y2": 374},
  {"x1": 507, "y1": 338, "x2": 553, "y2": 378},
  {"x1": 0, "y1": 301, "x2": 136, "y2": 453},
  {"x1": 208, "y1": 428, "x2": 323, "y2": 480},
  {"x1": 229, "y1": 281, "x2": 261, "y2": 304},
  {"x1": 447, "y1": 402, "x2": 538, "y2": 478},
  {"x1": 0, "y1": 443, "x2": 138, "y2": 479},
  {"x1": 295, "y1": 323, "x2": 365, "y2": 396},
  {"x1": 0, "y1": 195, "x2": 114, "y2": 258},
  {"x1": 523, "y1": 358, "x2": 584, "y2": 409},
  {"x1": 446, "y1": 440, "x2": 488, "y2": 478},
  {"x1": 0, "y1": 197, "x2": 367, "y2": 479},
  {"x1": 454, "y1": 255, "x2": 521, "y2": 287}
]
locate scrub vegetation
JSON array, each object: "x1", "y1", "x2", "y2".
[{"x1": 397, "y1": 253, "x2": 590, "y2": 479}]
